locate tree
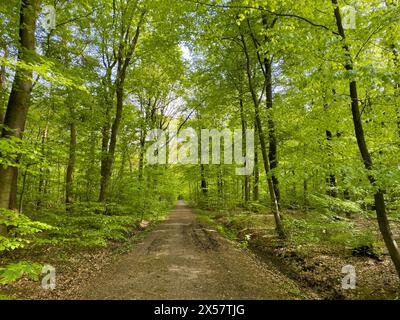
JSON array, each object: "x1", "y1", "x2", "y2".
[
  {"x1": 331, "y1": 0, "x2": 400, "y2": 278},
  {"x1": 0, "y1": 0, "x2": 39, "y2": 220},
  {"x1": 98, "y1": 1, "x2": 146, "y2": 203}
]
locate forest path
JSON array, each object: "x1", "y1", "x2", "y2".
[{"x1": 79, "y1": 201, "x2": 306, "y2": 299}]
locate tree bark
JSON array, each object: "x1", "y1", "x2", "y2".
[
  {"x1": 19, "y1": 167, "x2": 29, "y2": 213},
  {"x1": 253, "y1": 123, "x2": 260, "y2": 201},
  {"x1": 99, "y1": 106, "x2": 112, "y2": 202},
  {"x1": 240, "y1": 31, "x2": 285, "y2": 238},
  {"x1": 200, "y1": 164, "x2": 208, "y2": 195},
  {"x1": 99, "y1": 84, "x2": 124, "y2": 202},
  {"x1": 239, "y1": 87, "x2": 250, "y2": 204},
  {"x1": 98, "y1": 12, "x2": 144, "y2": 203},
  {"x1": 332, "y1": 0, "x2": 400, "y2": 278},
  {"x1": 37, "y1": 126, "x2": 48, "y2": 209},
  {"x1": 0, "y1": 47, "x2": 8, "y2": 124},
  {"x1": 0, "y1": 0, "x2": 38, "y2": 222},
  {"x1": 66, "y1": 122, "x2": 77, "y2": 212},
  {"x1": 249, "y1": 16, "x2": 281, "y2": 206},
  {"x1": 138, "y1": 128, "x2": 146, "y2": 182},
  {"x1": 325, "y1": 130, "x2": 338, "y2": 197},
  {"x1": 264, "y1": 58, "x2": 281, "y2": 206}
]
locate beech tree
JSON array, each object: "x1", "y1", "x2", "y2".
[{"x1": 0, "y1": 0, "x2": 39, "y2": 221}]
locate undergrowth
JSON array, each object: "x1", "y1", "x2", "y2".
[{"x1": 0, "y1": 199, "x2": 173, "y2": 287}]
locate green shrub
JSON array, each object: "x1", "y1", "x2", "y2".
[
  {"x1": 310, "y1": 194, "x2": 364, "y2": 216},
  {"x1": 0, "y1": 261, "x2": 43, "y2": 285},
  {"x1": 0, "y1": 209, "x2": 54, "y2": 252}
]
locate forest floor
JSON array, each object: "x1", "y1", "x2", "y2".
[
  {"x1": 2, "y1": 201, "x2": 398, "y2": 299},
  {"x1": 0, "y1": 201, "x2": 309, "y2": 300},
  {"x1": 195, "y1": 206, "x2": 400, "y2": 300}
]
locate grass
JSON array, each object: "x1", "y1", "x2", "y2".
[{"x1": 195, "y1": 209, "x2": 237, "y2": 241}]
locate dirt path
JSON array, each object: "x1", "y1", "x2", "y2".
[{"x1": 78, "y1": 201, "x2": 307, "y2": 299}]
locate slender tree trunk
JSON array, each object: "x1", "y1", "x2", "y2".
[
  {"x1": 239, "y1": 87, "x2": 250, "y2": 204},
  {"x1": 98, "y1": 14, "x2": 143, "y2": 203},
  {"x1": 99, "y1": 115, "x2": 111, "y2": 201},
  {"x1": 240, "y1": 31, "x2": 285, "y2": 238},
  {"x1": 0, "y1": 47, "x2": 8, "y2": 124},
  {"x1": 0, "y1": 0, "x2": 38, "y2": 226},
  {"x1": 303, "y1": 179, "x2": 309, "y2": 209},
  {"x1": 66, "y1": 122, "x2": 77, "y2": 212},
  {"x1": 253, "y1": 123, "x2": 259, "y2": 201},
  {"x1": 264, "y1": 57, "x2": 281, "y2": 206},
  {"x1": 200, "y1": 164, "x2": 207, "y2": 195},
  {"x1": 138, "y1": 131, "x2": 146, "y2": 181},
  {"x1": 325, "y1": 130, "x2": 338, "y2": 197},
  {"x1": 37, "y1": 126, "x2": 48, "y2": 208},
  {"x1": 333, "y1": 0, "x2": 400, "y2": 278},
  {"x1": 84, "y1": 128, "x2": 97, "y2": 201},
  {"x1": 99, "y1": 84, "x2": 124, "y2": 203},
  {"x1": 248, "y1": 14, "x2": 281, "y2": 206},
  {"x1": 19, "y1": 168, "x2": 29, "y2": 213},
  {"x1": 217, "y1": 168, "x2": 222, "y2": 196}
]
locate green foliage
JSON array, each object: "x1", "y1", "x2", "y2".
[
  {"x1": 246, "y1": 202, "x2": 269, "y2": 213},
  {"x1": 32, "y1": 211, "x2": 140, "y2": 248},
  {"x1": 0, "y1": 261, "x2": 43, "y2": 285},
  {"x1": 285, "y1": 213, "x2": 377, "y2": 249},
  {"x1": 196, "y1": 209, "x2": 237, "y2": 241},
  {"x1": 198, "y1": 207, "x2": 379, "y2": 250},
  {"x1": 26, "y1": 198, "x2": 172, "y2": 249},
  {"x1": 0, "y1": 136, "x2": 43, "y2": 171},
  {"x1": 0, "y1": 56, "x2": 88, "y2": 92},
  {"x1": 0, "y1": 209, "x2": 54, "y2": 252},
  {"x1": 309, "y1": 194, "x2": 365, "y2": 217}
]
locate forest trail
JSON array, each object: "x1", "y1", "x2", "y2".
[{"x1": 79, "y1": 201, "x2": 306, "y2": 299}]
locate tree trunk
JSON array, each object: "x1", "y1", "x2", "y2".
[
  {"x1": 200, "y1": 164, "x2": 208, "y2": 195},
  {"x1": 0, "y1": 0, "x2": 38, "y2": 223},
  {"x1": 99, "y1": 113, "x2": 111, "y2": 202},
  {"x1": 303, "y1": 179, "x2": 309, "y2": 209},
  {"x1": 66, "y1": 122, "x2": 77, "y2": 212},
  {"x1": 325, "y1": 130, "x2": 338, "y2": 197},
  {"x1": 253, "y1": 124, "x2": 259, "y2": 201},
  {"x1": 332, "y1": 0, "x2": 400, "y2": 278},
  {"x1": 37, "y1": 126, "x2": 48, "y2": 209},
  {"x1": 264, "y1": 57, "x2": 281, "y2": 206},
  {"x1": 249, "y1": 16, "x2": 281, "y2": 207},
  {"x1": 19, "y1": 168, "x2": 29, "y2": 213},
  {"x1": 99, "y1": 84, "x2": 124, "y2": 203},
  {"x1": 239, "y1": 88, "x2": 250, "y2": 204},
  {"x1": 0, "y1": 47, "x2": 8, "y2": 124},
  {"x1": 240, "y1": 31, "x2": 285, "y2": 238},
  {"x1": 98, "y1": 14, "x2": 143, "y2": 203},
  {"x1": 138, "y1": 130, "x2": 146, "y2": 181}
]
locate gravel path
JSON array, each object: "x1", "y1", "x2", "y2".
[{"x1": 79, "y1": 201, "x2": 307, "y2": 299}]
